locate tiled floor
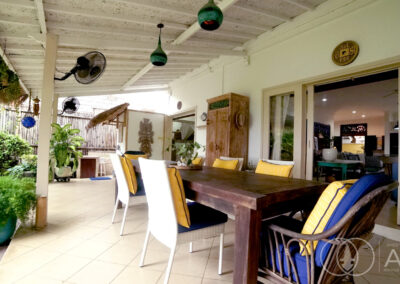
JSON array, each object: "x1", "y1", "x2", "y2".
[{"x1": 0, "y1": 178, "x2": 399, "y2": 284}]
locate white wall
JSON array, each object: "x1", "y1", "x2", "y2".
[
  {"x1": 169, "y1": 0, "x2": 400, "y2": 165},
  {"x1": 126, "y1": 110, "x2": 165, "y2": 160},
  {"x1": 333, "y1": 116, "x2": 385, "y2": 137}
]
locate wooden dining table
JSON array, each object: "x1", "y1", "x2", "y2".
[{"x1": 124, "y1": 162, "x2": 325, "y2": 284}]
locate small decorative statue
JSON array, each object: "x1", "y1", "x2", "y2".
[{"x1": 138, "y1": 118, "x2": 154, "y2": 157}]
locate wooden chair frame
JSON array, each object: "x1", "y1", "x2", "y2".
[{"x1": 259, "y1": 181, "x2": 398, "y2": 284}]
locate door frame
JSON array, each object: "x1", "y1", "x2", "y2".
[
  {"x1": 262, "y1": 84, "x2": 306, "y2": 179},
  {"x1": 304, "y1": 65, "x2": 400, "y2": 225},
  {"x1": 164, "y1": 107, "x2": 197, "y2": 160}
]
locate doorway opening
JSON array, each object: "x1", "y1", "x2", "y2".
[
  {"x1": 311, "y1": 69, "x2": 399, "y2": 228},
  {"x1": 171, "y1": 113, "x2": 195, "y2": 162}
]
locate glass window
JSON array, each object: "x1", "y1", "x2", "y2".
[{"x1": 269, "y1": 94, "x2": 294, "y2": 161}]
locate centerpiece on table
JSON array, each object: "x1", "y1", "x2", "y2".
[{"x1": 168, "y1": 142, "x2": 204, "y2": 170}]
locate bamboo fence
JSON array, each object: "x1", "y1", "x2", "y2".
[{"x1": 0, "y1": 108, "x2": 117, "y2": 152}]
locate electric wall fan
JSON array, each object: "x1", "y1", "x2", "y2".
[
  {"x1": 61, "y1": 97, "x2": 80, "y2": 115},
  {"x1": 54, "y1": 51, "x2": 106, "y2": 84}
]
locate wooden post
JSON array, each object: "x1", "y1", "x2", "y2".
[{"x1": 35, "y1": 33, "x2": 58, "y2": 228}]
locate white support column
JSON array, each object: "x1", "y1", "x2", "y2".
[
  {"x1": 52, "y1": 93, "x2": 58, "y2": 124},
  {"x1": 36, "y1": 33, "x2": 58, "y2": 228}
]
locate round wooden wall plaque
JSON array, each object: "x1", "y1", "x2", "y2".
[{"x1": 332, "y1": 41, "x2": 359, "y2": 66}]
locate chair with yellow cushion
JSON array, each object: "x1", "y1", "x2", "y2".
[
  {"x1": 138, "y1": 158, "x2": 227, "y2": 284},
  {"x1": 191, "y1": 157, "x2": 203, "y2": 166},
  {"x1": 255, "y1": 160, "x2": 294, "y2": 177},
  {"x1": 212, "y1": 157, "x2": 243, "y2": 170},
  {"x1": 110, "y1": 153, "x2": 146, "y2": 236},
  {"x1": 259, "y1": 174, "x2": 395, "y2": 284},
  {"x1": 220, "y1": 156, "x2": 244, "y2": 171}
]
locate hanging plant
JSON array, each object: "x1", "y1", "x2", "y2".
[{"x1": 0, "y1": 55, "x2": 23, "y2": 106}]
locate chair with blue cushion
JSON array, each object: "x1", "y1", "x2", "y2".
[
  {"x1": 259, "y1": 174, "x2": 397, "y2": 284},
  {"x1": 138, "y1": 158, "x2": 227, "y2": 284}
]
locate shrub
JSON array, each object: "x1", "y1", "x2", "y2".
[
  {"x1": 7, "y1": 154, "x2": 37, "y2": 179},
  {"x1": 0, "y1": 176, "x2": 36, "y2": 225},
  {"x1": 0, "y1": 132, "x2": 32, "y2": 174}
]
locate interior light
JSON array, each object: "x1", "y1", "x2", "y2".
[
  {"x1": 361, "y1": 114, "x2": 366, "y2": 118},
  {"x1": 322, "y1": 98, "x2": 327, "y2": 102},
  {"x1": 352, "y1": 110, "x2": 357, "y2": 114}
]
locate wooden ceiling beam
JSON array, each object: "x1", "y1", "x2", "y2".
[
  {"x1": 234, "y1": 3, "x2": 291, "y2": 22},
  {"x1": 45, "y1": 3, "x2": 187, "y2": 31},
  {"x1": 281, "y1": 0, "x2": 314, "y2": 11}
]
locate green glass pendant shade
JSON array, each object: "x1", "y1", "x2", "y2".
[
  {"x1": 150, "y1": 24, "x2": 167, "y2": 66},
  {"x1": 198, "y1": 0, "x2": 223, "y2": 31}
]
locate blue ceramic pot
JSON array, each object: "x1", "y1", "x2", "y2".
[{"x1": 0, "y1": 216, "x2": 17, "y2": 244}]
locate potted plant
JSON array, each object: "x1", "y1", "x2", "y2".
[
  {"x1": 0, "y1": 55, "x2": 24, "y2": 106},
  {"x1": 50, "y1": 123, "x2": 84, "y2": 182},
  {"x1": 168, "y1": 142, "x2": 204, "y2": 169},
  {"x1": 7, "y1": 154, "x2": 37, "y2": 179},
  {"x1": 0, "y1": 132, "x2": 32, "y2": 175},
  {"x1": 0, "y1": 177, "x2": 36, "y2": 244}
]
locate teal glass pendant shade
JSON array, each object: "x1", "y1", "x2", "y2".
[
  {"x1": 198, "y1": 0, "x2": 223, "y2": 31},
  {"x1": 150, "y1": 23, "x2": 167, "y2": 66}
]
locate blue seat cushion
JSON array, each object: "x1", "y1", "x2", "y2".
[
  {"x1": 129, "y1": 173, "x2": 146, "y2": 197},
  {"x1": 261, "y1": 216, "x2": 319, "y2": 284},
  {"x1": 315, "y1": 173, "x2": 392, "y2": 267},
  {"x1": 178, "y1": 202, "x2": 227, "y2": 233}
]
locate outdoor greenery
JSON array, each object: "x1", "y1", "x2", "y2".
[
  {"x1": 269, "y1": 128, "x2": 294, "y2": 161},
  {"x1": 0, "y1": 55, "x2": 23, "y2": 106},
  {"x1": 7, "y1": 154, "x2": 37, "y2": 179},
  {"x1": 0, "y1": 132, "x2": 32, "y2": 175},
  {"x1": 50, "y1": 123, "x2": 84, "y2": 172},
  {"x1": 0, "y1": 176, "x2": 36, "y2": 225},
  {"x1": 168, "y1": 142, "x2": 204, "y2": 166}
]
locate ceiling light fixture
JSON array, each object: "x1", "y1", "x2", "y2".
[
  {"x1": 352, "y1": 110, "x2": 357, "y2": 114},
  {"x1": 322, "y1": 98, "x2": 327, "y2": 102},
  {"x1": 198, "y1": 0, "x2": 223, "y2": 31},
  {"x1": 361, "y1": 114, "x2": 366, "y2": 118},
  {"x1": 150, "y1": 23, "x2": 167, "y2": 66}
]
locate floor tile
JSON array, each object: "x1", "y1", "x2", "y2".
[
  {"x1": 97, "y1": 241, "x2": 142, "y2": 265},
  {"x1": 157, "y1": 273, "x2": 202, "y2": 284},
  {"x1": 111, "y1": 266, "x2": 162, "y2": 284},
  {"x1": 67, "y1": 260, "x2": 125, "y2": 284},
  {"x1": 34, "y1": 254, "x2": 92, "y2": 281},
  {"x1": 66, "y1": 239, "x2": 114, "y2": 259}
]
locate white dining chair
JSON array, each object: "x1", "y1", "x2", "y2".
[
  {"x1": 110, "y1": 153, "x2": 146, "y2": 236},
  {"x1": 138, "y1": 158, "x2": 227, "y2": 284},
  {"x1": 220, "y1": 156, "x2": 244, "y2": 171}
]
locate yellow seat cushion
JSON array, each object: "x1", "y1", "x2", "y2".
[
  {"x1": 124, "y1": 153, "x2": 148, "y2": 160},
  {"x1": 119, "y1": 156, "x2": 138, "y2": 194},
  {"x1": 300, "y1": 179, "x2": 357, "y2": 255},
  {"x1": 212, "y1": 158, "x2": 238, "y2": 170},
  {"x1": 167, "y1": 167, "x2": 191, "y2": 228},
  {"x1": 192, "y1": 157, "x2": 203, "y2": 166},
  {"x1": 255, "y1": 161, "x2": 293, "y2": 177}
]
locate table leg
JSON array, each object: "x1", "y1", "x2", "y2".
[
  {"x1": 234, "y1": 206, "x2": 262, "y2": 284},
  {"x1": 342, "y1": 165, "x2": 347, "y2": 180}
]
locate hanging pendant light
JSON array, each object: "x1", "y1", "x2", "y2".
[
  {"x1": 150, "y1": 23, "x2": 167, "y2": 66},
  {"x1": 198, "y1": 0, "x2": 223, "y2": 31}
]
